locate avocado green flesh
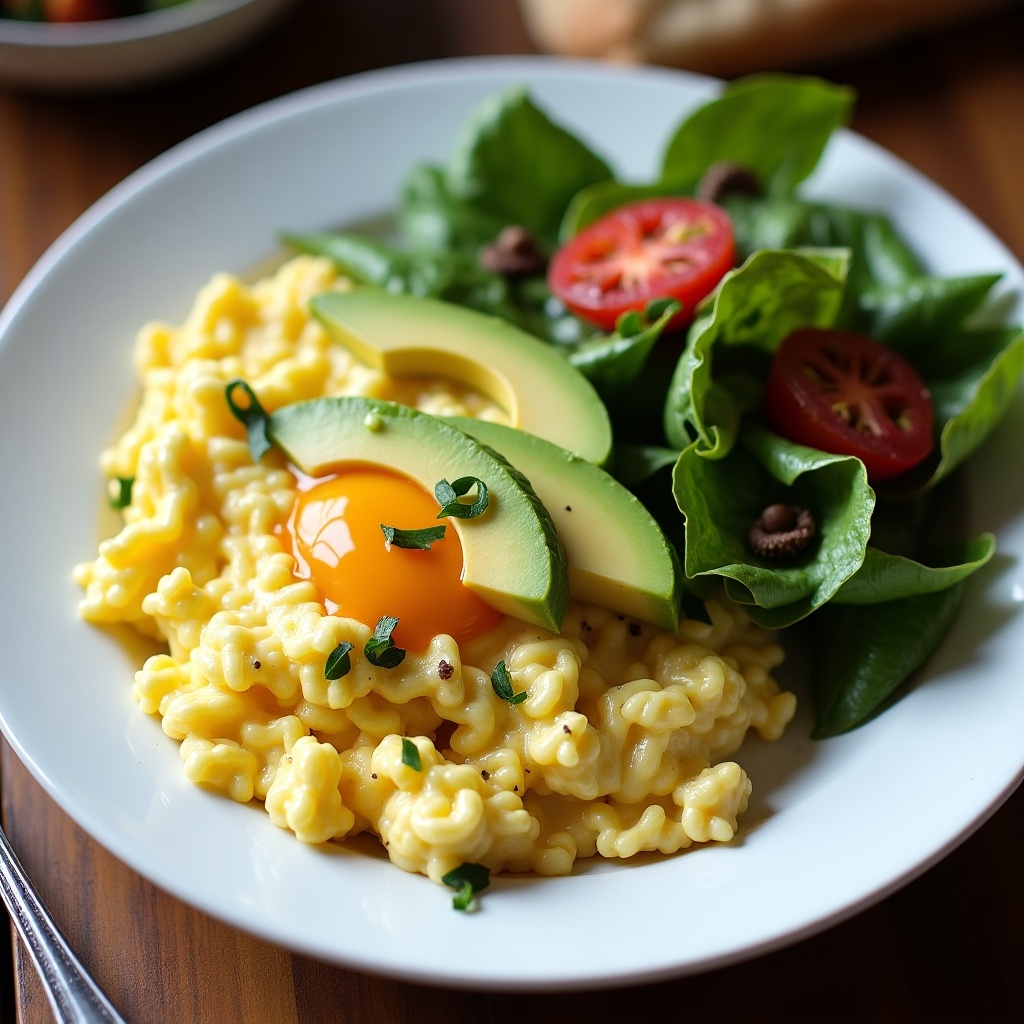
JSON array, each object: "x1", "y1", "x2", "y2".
[
  {"x1": 311, "y1": 289, "x2": 613, "y2": 466},
  {"x1": 268, "y1": 397, "x2": 569, "y2": 633},
  {"x1": 448, "y1": 418, "x2": 682, "y2": 632}
]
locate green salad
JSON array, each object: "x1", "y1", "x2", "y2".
[{"x1": 286, "y1": 74, "x2": 1024, "y2": 739}]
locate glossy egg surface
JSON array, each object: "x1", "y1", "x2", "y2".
[{"x1": 285, "y1": 465, "x2": 502, "y2": 650}]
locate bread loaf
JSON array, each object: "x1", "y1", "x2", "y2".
[{"x1": 518, "y1": 0, "x2": 1009, "y2": 76}]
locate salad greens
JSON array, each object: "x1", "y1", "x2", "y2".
[
  {"x1": 658, "y1": 76, "x2": 854, "y2": 196},
  {"x1": 287, "y1": 74, "x2": 1024, "y2": 737}
]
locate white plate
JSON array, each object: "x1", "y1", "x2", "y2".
[{"x1": 0, "y1": 57, "x2": 1021, "y2": 989}]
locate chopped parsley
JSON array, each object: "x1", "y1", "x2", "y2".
[
  {"x1": 435, "y1": 475, "x2": 489, "y2": 519},
  {"x1": 490, "y1": 660, "x2": 528, "y2": 705},
  {"x1": 442, "y1": 862, "x2": 490, "y2": 911},
  {"x1": 224, "y1": 379, "x2": 272, "y2": 462},
  {"x1": 324, "y1": 641, "x2": 354, "y2": 680},
  {"x1": 380, "y1": 524, "x2": 447, "y2": 549},
  {"x1": 107, "y1": 476, "x2": 134, "y2": 510},
  {"x1": 401, "y1": 737, "x2": 422, "y2": 771},
  {"x1": 364, "y1": 616, "x2": 406, "y2": 668}
]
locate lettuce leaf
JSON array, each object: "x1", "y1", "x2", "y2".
[
  {"x1": 671, "y1": 423, "x2": 994, "y2": 633},
  {"x1": 663, "y1": 248, "x2": 849, "y2": 454},
  {"x1": 832, "y1": 535, "x2": 995, "y2": 604},
  {"x1": 565, "y1": 300, "x2": 680, "y2": 398},
  {"x1": 724, "y1": 195, "x2": 925, "y2": 302},
  {"x1": 925, "y1": 326, "x2": 1024, "y2": 485},
  {"x1": 561, "y1": 76, "x2": 854, "y2": 239},
  {"x1": 443, "y1": 86, "x2": 613, "y2": 247},
  {"x1": 672, "y1": 427, "x2": 874, "y2": 628},
  {"x1": 399, "y1": 163, "x2": 507, "y2": 253},
  {"x1": 283, "y1": 231, "x2": 514, "y2": 318},
  {"x1": 849, "y1": 273, "x2": 1002, "y2": 356},
  {"x1": 810, "y1": 583, "x2": 967, "y2": 736},
  {"x1": 659, "y1": 74, "x2": 855, "y2": 196}
]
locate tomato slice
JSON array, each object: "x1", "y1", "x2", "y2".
[
  {"x1": 547, "y1": 198, "x2": 735, "y2": 331},
  {"x1": 764, "y1": 327, "x2": 934, "y2": 481},
  {"x1": 43, "y1": 0, "x2": 117, "y2": 19}
]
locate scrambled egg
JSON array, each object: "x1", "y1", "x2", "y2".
[{"x1": 75, "y1": 255, "x2": 796, "y2": 891}]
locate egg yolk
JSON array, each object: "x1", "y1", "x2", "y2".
[{"x1": 284, "y1": 466, "x2": 502, "y2": 651}]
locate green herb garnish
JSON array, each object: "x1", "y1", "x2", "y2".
[
  {"x1": 107, "y1": 476, "x2": 134, "y2": 510},
  {"x1": 364, "y1": 616, "x2": 406, "y2": 668},
  {"x1": 381, "y1": 524, "x2": 447, "y2": 549},
  {"x1": 325, "y1": 641, "x2": 354, "y2": 680},
  {"x1": 401, "y1": 737, "x2": 422, "y2": 771},
  {"x1": 225, "y1": 379, "x2": 272, "y2": 463},
  {"x1": 616, "y1": 298, "x2": 676, "y2": 339},
  {"x1": 441, "y1": 862, "x2": 491, "y2": 911},
  {"x1": 435, "y1": 476, "x2": 489, "y2": 519},
  {"x1": 490, "y1": 660, "x2": 528, "y2": 705}
]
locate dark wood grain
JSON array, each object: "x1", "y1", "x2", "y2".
[{"x1": 1, "y1": 2, "x2": 1022, "y2": 1022}]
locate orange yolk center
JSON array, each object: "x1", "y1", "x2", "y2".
[{"x1": 283, "y1": 467, "x2": 502, "y2": 651}]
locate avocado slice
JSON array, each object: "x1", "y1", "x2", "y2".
[
  {"x1": 268, "y1": 396, "x2": 569, "y2": 633},
  {"x1": 447, "y1": 418, "x2": 682, "y2": 633},
  {"x1": 310, "y1": 289, "x2": 613, "y2": 466}
]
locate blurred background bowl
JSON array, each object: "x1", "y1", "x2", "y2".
[{"x1": 0, "y1": 0, "x2": 296, "y2": 91}]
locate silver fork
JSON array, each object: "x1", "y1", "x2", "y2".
[{"x1": 0, "y1": 822, "x2": 128, "y2": 1023}]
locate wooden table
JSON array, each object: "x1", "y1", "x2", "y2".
[{"x1": 1, "y1": 2, "x2": 1022, "y2": 1021}]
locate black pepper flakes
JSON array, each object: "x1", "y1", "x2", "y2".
[
  {"x1": 253, "y1": 660, "x2": 261, "y2": 670},
  {"x1": 562, "y1": 724, "x2": 571, "y2": 735},
  {"x1": 481, "y1": 770, "x2": 490, "y2": 780},
  {"x1": 438, "y1": 659, "x2": 454, "y2": 680},
  {"x1": 371, "y1": 773, "x2": 378, "y2": 779},
  {"x1": 628, "y1": 622, "x2": 642, "y2": 637},
  {"x1": 749, "y1": 503, "x2": 817, "y2": 559},
  {"x1": 478, "y1": 225, "x2": 546, "y2": 277},
  {"x1": 565, "y1": 505, "x2": 572, "y2": 512}
]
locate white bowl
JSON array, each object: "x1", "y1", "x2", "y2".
[{"x1": 0, "y1": 0, "x2": 296, "y2": 91}]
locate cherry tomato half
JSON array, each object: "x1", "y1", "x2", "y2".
[
  {"x1": 764, "y1": 327, "x2": 935, "y2": 482},
  {"x1": 548, "y1": 197, "x2": 735, "y2": 331}
]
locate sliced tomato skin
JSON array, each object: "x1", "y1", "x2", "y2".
[
  {"x1": 43, "y1": 0, "x2": 117, "y2": 19},
  {"x1": 765, "y1": 327, "x2": 935, "y2": 482},
  {"x1": 547, "y1": 197, "x2": 735, "y2": 331}
]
